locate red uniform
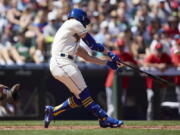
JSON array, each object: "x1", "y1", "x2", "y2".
[
  {"x1": 171, "y1": 52, "x2": 180, "y2": 85},
  {"x1": 105, "y1": 50, "x2": 137, "y2": 88},
  {"x1": 144, "y1": 53, "x2": 172, "y2": 88},
  {"x1": 165, "y1": 28, "x2": 179, "y2": 38}
]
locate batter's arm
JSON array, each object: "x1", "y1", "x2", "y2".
[
  {"x1": 76, "y1": 46, "x2": 107, "y2": 65},
  {"x1": 80, "y1": 32, "x2": 120, "y2": 65}
]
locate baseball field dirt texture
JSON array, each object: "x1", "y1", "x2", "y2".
[{"x1": 0, "y1": 120, "x2": 179, "y2": 135}]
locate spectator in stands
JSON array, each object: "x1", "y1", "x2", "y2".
[
  {"x1": 19, "y1": 3, "x2": 34, "y2": 31},
  {"x1": 117, "y1": 1, "x2": 131, "y2": 21},
  {"x1": 130, "y1": 35, "x2": 146, "y2": 63},
  {"x1": 146, "y1": 18, "x2": 161, "y2": 46},
  {"x1": 162, "y1": 16, "x2": 179, "y2": 38},
  {"x1": 43, "y1": 10, "x2": 61, "y2": 58},
  {"x1": 171, "y1": 36, "x2": 180, "y2": 115},
  {"x1": 0, "y1": 0, "x2": 9, "y2": 36},
  {"x1": 0, "y1": 48, "x2": 6, "y2": 65},
  {"x1": 169, "y1": 0, "x2": 179, "y2": 17},
  {"x1": 105, "y1": 38, "x2": 137, "y2": 116},
  {"x1": 6, "y1": 0, "x2": 22, "y2": 33},
  {"x1": 31, "y1": 9, "x2": 48, "y2": 59},
  {"x1": 0, "y1": 0, "x2": 178, "y2": 66},
  {"x1": 94, "y1": 21, "x2": 108, "y2": 45},
  {"x1": 105, "y1": 10, "x2": 119, "y2": 37},
  {"x1": 15, "y1": 31, "x2": 43, "y2": 64},
  {"x1": 143, "y1": 42, "x2": 172, "y2": 120},
  {"x1": 44, "y1": 11, "x2": 58, "y2": 44},
  {"x1": 0, "y1": 25, "x2": 24, "y2": 65},
  {"x1": 117, "y1": 8, "x2": 129, "y2": 33},
  {"x1": 0, "y1": 25, "x2": 12, "y2": 65},
  {"x1": 157, "y1": 0, "x2": 171, "y2": 23}
]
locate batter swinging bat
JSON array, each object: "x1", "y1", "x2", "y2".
[{"x1": 116, "y1": 61, "x2": 175, "y2": 86}]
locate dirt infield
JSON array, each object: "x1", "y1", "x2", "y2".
[{"x1": 0, "y1": 125, "x2": 180, "y2": 130}]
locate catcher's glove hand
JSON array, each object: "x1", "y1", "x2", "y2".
[
  {"x1": 0, "y1": 83, "x2": 20, "y2": 101},
  {"x1": 9, "y1": 83, "x2": 20, "y2": 101}
]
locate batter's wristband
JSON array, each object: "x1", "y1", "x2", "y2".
[
  {"x1": 107, "y1": 51, "x2": 120, "y2": 62},
  {"x1": 107, "y1": 51, "x2": 114, "y2": 58}
]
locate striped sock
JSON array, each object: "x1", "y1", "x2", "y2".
[
  {"x1": 52, "y1": 96, "x2": 81, "y2": 116},
  {"x1": 81, "y1": 96, "x2": 94, "y2": 109},
  {"x1": 79, "y1": 88, "x2": 108, "y2": 120}
]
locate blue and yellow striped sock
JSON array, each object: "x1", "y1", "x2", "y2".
[
  {"x1": 52, "y1": 96, "x2": 81, "y2": 117},
  {"x1": 79, "y1": 88, "x2": 108, "y2": 120}
]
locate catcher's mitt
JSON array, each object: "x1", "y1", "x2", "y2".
[{"x1": 0, "y1": 83, "x2": 20, "y2": 101}]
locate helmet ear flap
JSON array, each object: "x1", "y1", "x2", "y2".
[
  {"x1": 82, "y1": 16, "x2": 85, "y2": 21},
  {"x1": 84, "y1": 17, "x2": 90, "y2": 26}
]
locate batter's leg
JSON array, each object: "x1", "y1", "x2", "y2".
[
  {"x1": 79, "y1": 88, "x2": 123, "y2": 128},
  {"x1": 52, "y1": 96, "x2": 81, "y2": 116},
  {"x1": 44, "y1": 96, "x2": 81, "y2": 128}
]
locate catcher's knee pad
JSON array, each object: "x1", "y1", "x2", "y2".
[{"x1": 79, "y1": 88, "x2": 108, "y2": 120}]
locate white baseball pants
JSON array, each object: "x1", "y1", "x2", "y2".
[{"x1": 49, "y1": 57, "x2": 87, "y2": 98}]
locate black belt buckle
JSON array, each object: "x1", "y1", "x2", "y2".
[
  {"x1": 60, "y1": 53, "x2": 73, "y2": 60},
  {"x1": 68, "y1": 55, "x2": 73, "y2": 60},
  {"x1": 60, "y1": 53, "x2": 65, "y2": 57}
]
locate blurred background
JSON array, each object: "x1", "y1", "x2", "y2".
[{"x1": 0, "y1": 0, "x2": 179, "y2": 120}]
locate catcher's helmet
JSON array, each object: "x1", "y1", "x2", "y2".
[{"x1": 68, "y1": 8, "x2": 90, "y2": 27}]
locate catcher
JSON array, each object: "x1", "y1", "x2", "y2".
[{"x1": 0, "y1": 83, "x2": 20, "y2": 102}]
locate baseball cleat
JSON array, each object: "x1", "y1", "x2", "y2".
[
  {"x1": 44, "y1": 106, "x2": 54, "y2": 128},
  {"x1": 99, "y1": 117, "x2": 123, "y2": 128}
]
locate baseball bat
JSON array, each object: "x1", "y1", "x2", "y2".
[{"x1": 117, "y1": 61, "x2": 175, "y2": 86}]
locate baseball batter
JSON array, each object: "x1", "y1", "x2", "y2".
[{"x1": 44, "y1": 8, "x2": 123, "y2": 128}]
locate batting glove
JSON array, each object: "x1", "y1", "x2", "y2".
[
  {"x1": 107, "y1": 51, "x2": 120, "y2": 63},
  {"x1": 107, "y1": 61, "x2": 118, "y2": 70}
]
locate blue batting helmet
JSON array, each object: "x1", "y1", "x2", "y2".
[{"x1": 68, "y1": 8, "x2": 90, "y2": 27}]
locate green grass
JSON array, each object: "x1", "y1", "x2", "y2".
[
  {"x1": 0, "y1": 129, "x2": 179, "y2": 135},
  {"x1": 0, "y1": 120, "x2": 180, "y2": 126},
  {"x1": 0, "y1": 120, "x2": 179, "y2": 135}
]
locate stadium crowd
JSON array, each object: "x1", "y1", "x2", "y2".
[
  {"x1": 0, "y1": 0, "x2": 179, "y2": 119},
  {"x1": 0, "y1": 0, "x2": 179, "y2": 65}
]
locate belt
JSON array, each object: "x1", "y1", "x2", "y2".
[{"x1": 60, "y1": 53, "x2": 74, "y2": 60}]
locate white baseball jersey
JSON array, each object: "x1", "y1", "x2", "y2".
[
  {"x1": 50, "y1": 19, "x2": 87, "y2": 98},
  {"x1": 51, "y1": 19, "x2": 87, "y2": 57}
]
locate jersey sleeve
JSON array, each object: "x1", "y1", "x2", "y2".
[
  {"x1": 172, "y1": 54, "x2": 180, "y2": 66},
  {"x1": 72, "y1": 20, "x2": 87, "y2": 37},
  {"x1": 125, "y1": 53, "x2": 137, "y2": 65}
]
